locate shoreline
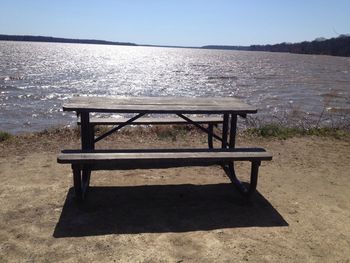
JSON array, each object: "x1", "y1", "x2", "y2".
[{"x1": 1, "y1": 123, "x2": 350, "y2": 146}]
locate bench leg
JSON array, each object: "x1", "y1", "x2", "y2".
[
  {"x1": 72, "y1": 166, "x2": 83, "y2": 201},
  {"x1": 223, "y1": 161, "x2": 261, "y2": 199},
  {"x1": 72, "y1": 166, "x2": 91, "y2": 201},
  {"x1": 82, "y1": 169, "x2": 91, "y2": 198}
]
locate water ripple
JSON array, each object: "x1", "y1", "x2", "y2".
[{"x1": 0, "y1": 41, "x2": 350, "y2": 133}]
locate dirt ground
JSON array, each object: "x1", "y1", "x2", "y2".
[{"x1": 0, "y1": 130, "x2": 349, "y2": 262}]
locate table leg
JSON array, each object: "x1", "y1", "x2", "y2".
[
  {"x1": 208, "y1": 124, "x2": 214, "y2": 149},
  {"x1": 80, "y1": 112, "x2": 94, "y2": 150},
  {"x1": 229, "y1": 114, "x2": 237, "y2": 148},
  {"x1": 221, "y1": 113, "x2": 229, "y2": 149},
  {"x1": 224, "y1": 114, "x2": 259, "y2": 199},
  {"x1": 77, "y1": 112, "x2": 94, "y2": 200},
  {"x1": 228, "y1": 114, "x2": 238, "y2": 192},
  {"x1": 224, "y1": 161, "x2": 261, "y2": 199},
  {"x1": 225, "y1": 114, "x2": 240, "y2": 195}
]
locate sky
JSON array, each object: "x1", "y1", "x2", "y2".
[{"x1": 0, "y1": 0, "x2": 349, "y2": 47}]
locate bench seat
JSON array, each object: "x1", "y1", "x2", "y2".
[
  {"x1": 58, "y1": 148, "x2": 272, "y2": 201},
  {"x1": 58, "y1": 148, "x2": 272, "y2": 169}
]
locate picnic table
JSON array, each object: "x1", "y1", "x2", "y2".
[{"x1": 58, "y1": 96, "x2": 272, "y2": 201}]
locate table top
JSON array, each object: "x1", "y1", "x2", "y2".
[{"x1": 63, "y1": 96, "x2": 257, "y2": 114}]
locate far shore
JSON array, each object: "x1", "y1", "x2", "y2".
[{"x1": 2, "y1": 33, "x2": 350, "y2": 57}]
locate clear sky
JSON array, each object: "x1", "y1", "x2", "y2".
[{"x1": 0, "y1": 0, "x2": 349, "y2": 46}]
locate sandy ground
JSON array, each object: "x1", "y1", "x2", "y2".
[{"x1": 0, "y1": 130, "x2": 349, "y2": 262}]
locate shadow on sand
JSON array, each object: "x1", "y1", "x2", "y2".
[{"x1": 53, "y1": 183, "x2": 288, "y2": 237}]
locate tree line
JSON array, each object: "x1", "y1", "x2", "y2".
[
  {"x1": 0, "y1": 34, "x2": 137, "y2": 46},
  {"x1": 202, "y1": 35, "x2": 350, "y2": 57},
  {"x1": 1, "y1": 33, "x2": 349, "y2": 57}
]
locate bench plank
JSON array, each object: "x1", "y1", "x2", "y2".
[
  {"x1": 58, "y1": 148, "x2": 272, "y2": 170},
  {"x1": 78, "y1": 117, "x2": 223, "y2": 125}
]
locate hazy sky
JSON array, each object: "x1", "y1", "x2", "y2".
[{"x1": 1, "y1": 0, "x2": 349, "y2": 46}]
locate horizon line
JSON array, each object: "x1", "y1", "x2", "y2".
[{"x1": 1, "y1": 33, "x2": 348, "y2": 49}]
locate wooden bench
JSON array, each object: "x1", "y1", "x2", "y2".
[
  {"x1": 78, "y1": 116, "x2": 223, "y2": 148},
  {"x1": 57, "y1": 148, "x2": 272, "y2": 201}
]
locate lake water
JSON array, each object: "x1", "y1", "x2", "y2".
[{"x1": 1, "y1": 41, "x2": 349, "y2": 134}]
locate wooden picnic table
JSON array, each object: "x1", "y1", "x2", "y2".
[
  {"x1": 63, "y1": 96, "x2": 257, "y2": 149},
  {"x1": 58, "y1": 96, "x2": 272, "y2": 201}
]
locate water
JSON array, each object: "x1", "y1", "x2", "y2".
[{"x1": 1, "y1": 41, "x2": 350, "y2": 134}]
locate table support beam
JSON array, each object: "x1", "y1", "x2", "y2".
[
  {"x1": 94, "y1": 113, "x2": 146, "y2": 143},
  {"x1": 176, "y1": 114, "x2": 228, "y2": 147}
]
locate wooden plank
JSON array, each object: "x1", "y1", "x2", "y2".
[
  {"x1": 58, "y1": 148, "x2": 273, "y2": 164},
  {"x1": 63, "y1": 96, "x2": 257, "y2": 114},
  {"x1": 58, "y1": 148, "x2": 272, "y2": 170},
  {"x1": 78, "y1": 116, "x2": 223, "y2": 125}
]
